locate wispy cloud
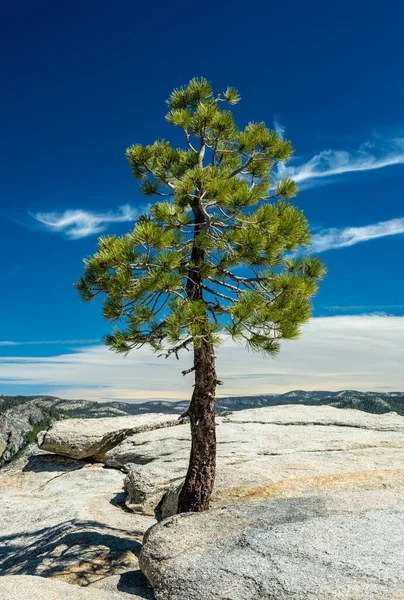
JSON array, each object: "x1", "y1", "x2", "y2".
[
  {"x1": 32, "y1": 204, "x2": 138, "y2": 239},
  {"x1": 310, "y1": 217, "x2": 404, "y2": 253},
  {"x1": 0, "y1": 339, "x2": 98, "y2": 347},
  {"x1": 274, "y1": 116, "x2": 285, "y2": 139},
  {"x1": 324, "y1": 305, "x2": 404, "y2": 314},
  {"x1": 278, "y1": 137, "x2": 404, "y2": 188},
  {"x1": 0, "y1": 316, "x2": 403, "y2": 399}
]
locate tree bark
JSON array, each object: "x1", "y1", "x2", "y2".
[
  {"x1": 178, "y1": 336, "x2": 217, "y2": 512},
  {"x1": 177, "y1": 194, "x2": 217, "y2": 513}
]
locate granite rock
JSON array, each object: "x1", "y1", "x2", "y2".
[
  {"x1": 106, "y1": 406, "x2": 404, "y2": 515},
  {"x1": 0, "y1": 448, "x2": 154, "y2": 597},
  {"x1": 38, "y1": 413, "x2": 180, "y2": 460},
  {"x1": 140, "y1": 491, "x2": 404, "y2": 600}
]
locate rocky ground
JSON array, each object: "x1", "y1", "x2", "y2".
[
  {"x1": 0, "y1": 448, "x2": 154, "y2": 599},
  {"x1": 1, "y1": 405, "x2": 403, "y2": 599}
]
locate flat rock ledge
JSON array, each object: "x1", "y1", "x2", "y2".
[
  {"x1": 0, "y1": 575, "x2": 139, "y2": 600},
  {"x1": 38, "y1": 413, "x2": 180, "y2": 460},
  {"x1": 140, "y1": 490, "x2": 404, "y2": 600}
]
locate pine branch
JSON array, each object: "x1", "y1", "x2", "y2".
[
  {"x1": 228, "y1": 154, "x2": 254, "y2": 178},
  {"x1": 218, "y1": 269, "x2": 272, "y2": 284},
  {"x1": 206, "y1": 276, "x2": 241, "y2": 294},
  {"x1": 202, "y1": 284, "x2": 235, "y2": 302},
  {"x1": 142, "y1": 162, "x2": 176, "y2": 191}
]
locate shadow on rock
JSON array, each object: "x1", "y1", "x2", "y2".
[
  {"x1": 109, "y1": 491, "x2": 132, "y2": 513},
  {"x1": 22, "y1": 453, "x2": 86, "y2": 473},
  {"x1": 0, "y1": 520, "x2": 143, "y2": 586},
  {"x1": 117, "y1": 570, "x2": 154, "y2": 598}
]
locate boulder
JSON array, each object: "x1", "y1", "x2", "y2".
[
  {"x1": 124, "y1": 465, "x2": 183, "y2": 516},
  {"x1": 140, "y1": 490, "x2": 404, "y2": 600},
  {"x1": 0, "y1": 575, "x2": 150, "y2": 599},
  {"x1": 106, "y1": 405, "x2": 404, "y2": 515},
  {"x1": 38, "y1": 413, "x2": 180, "y2": 460},
  {"x1": 0, "y1": 448, "x2": 154, "y2": 596},
  {"x1": 104, "y1": 423, "x2": 190, "y2": 513}
]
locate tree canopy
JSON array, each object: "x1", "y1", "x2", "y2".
[{"x1": 76, "y1": 77, "x2": 325, "y2": 365}]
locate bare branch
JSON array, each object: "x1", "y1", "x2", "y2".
[
  {"x1": 182, "y1": 366, "x2": 196, "y2": 376},
  {"x1": 183, "y1": 129, "x2": 198, "y2": 153},
  {"x1": 158, "y1": 337, "x2": 193, "y2": 359},
  {"x1": 211, "y1": 137, "x2": 219, "y2": 166},
  {"x1": 199, "y1": 129, "x2": 206, "y2": 167}
]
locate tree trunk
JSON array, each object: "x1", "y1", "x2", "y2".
[
  {"x1": 177, "y1": 193, "x2": 217, "y2": 513},
  {"x1": 178, "y1": 336, "x2": 217, "y2": 512}
]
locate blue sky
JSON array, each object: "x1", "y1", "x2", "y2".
[{"x1": 1, "y1": 0, "x2": 404, "y2": 399}]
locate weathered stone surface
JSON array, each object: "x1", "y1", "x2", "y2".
[
  {"x1": 0, "y1": 402, "x2": 47, "y2": 466},
  {"x1": 223, "y1": 403, "x2": 404, "y2": 430},
  {"x1": 106, "y1": 406, "x2": 404, "y2": 515},
  {"x1": 0, "y1": 448, "x2": 154, "y2": 597},
  {"x1": 3, "y1": 406, "x2": 404, "y2": 600},
  {"x1": 105, "y1": 423, "x2": 191, "y2": 469},
  {"x1": 105, "y1": 424, "x2": 190, "y2": 513},
  {"x1": 38, "y1": 413, "x2": 179, "y2": 460},
  {"x1": 140, "y1": 491, "x2": 404, "y2": 600},
  {"x1": 0, "y1": 575, "x2": 146, "y2": 600},
  {"x1": 155, "y1": 482, "x2": 184, "y2": 521}
]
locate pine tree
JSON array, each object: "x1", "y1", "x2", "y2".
[{"x1": 75, "y1": 77, "x2": 325, "y2": 513}]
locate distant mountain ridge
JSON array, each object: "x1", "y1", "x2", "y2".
[
  {"x1": 2, "y1": 389, "x2": 404, "y2": 417},
  {"x1": 1, "y1": 390, "x2": 403, "y2": 467}
]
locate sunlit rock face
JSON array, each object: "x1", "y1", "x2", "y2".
[
  {"x1": 107, "y1": 405, "x2": 404, "y2": 515},
  {"x1": 140, "y1": 491, "x2": 404, "y2": 600}
]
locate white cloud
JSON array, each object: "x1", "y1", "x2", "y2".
[
  {"x1": 311, "y1": 217, "x2": 404, "y2": 253},
  {"x1": 32, "y1": 204, "x2": 138, "y2": 239},
  {"x1": 1, "y1": 316, "x2": 403, "y2": 400},
  {"x1": 278, "y1": 137, "x2": 404, "y2": 189},
  {"x1": 0, "y1": 339, "x2": 98, "y2": 347}
]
